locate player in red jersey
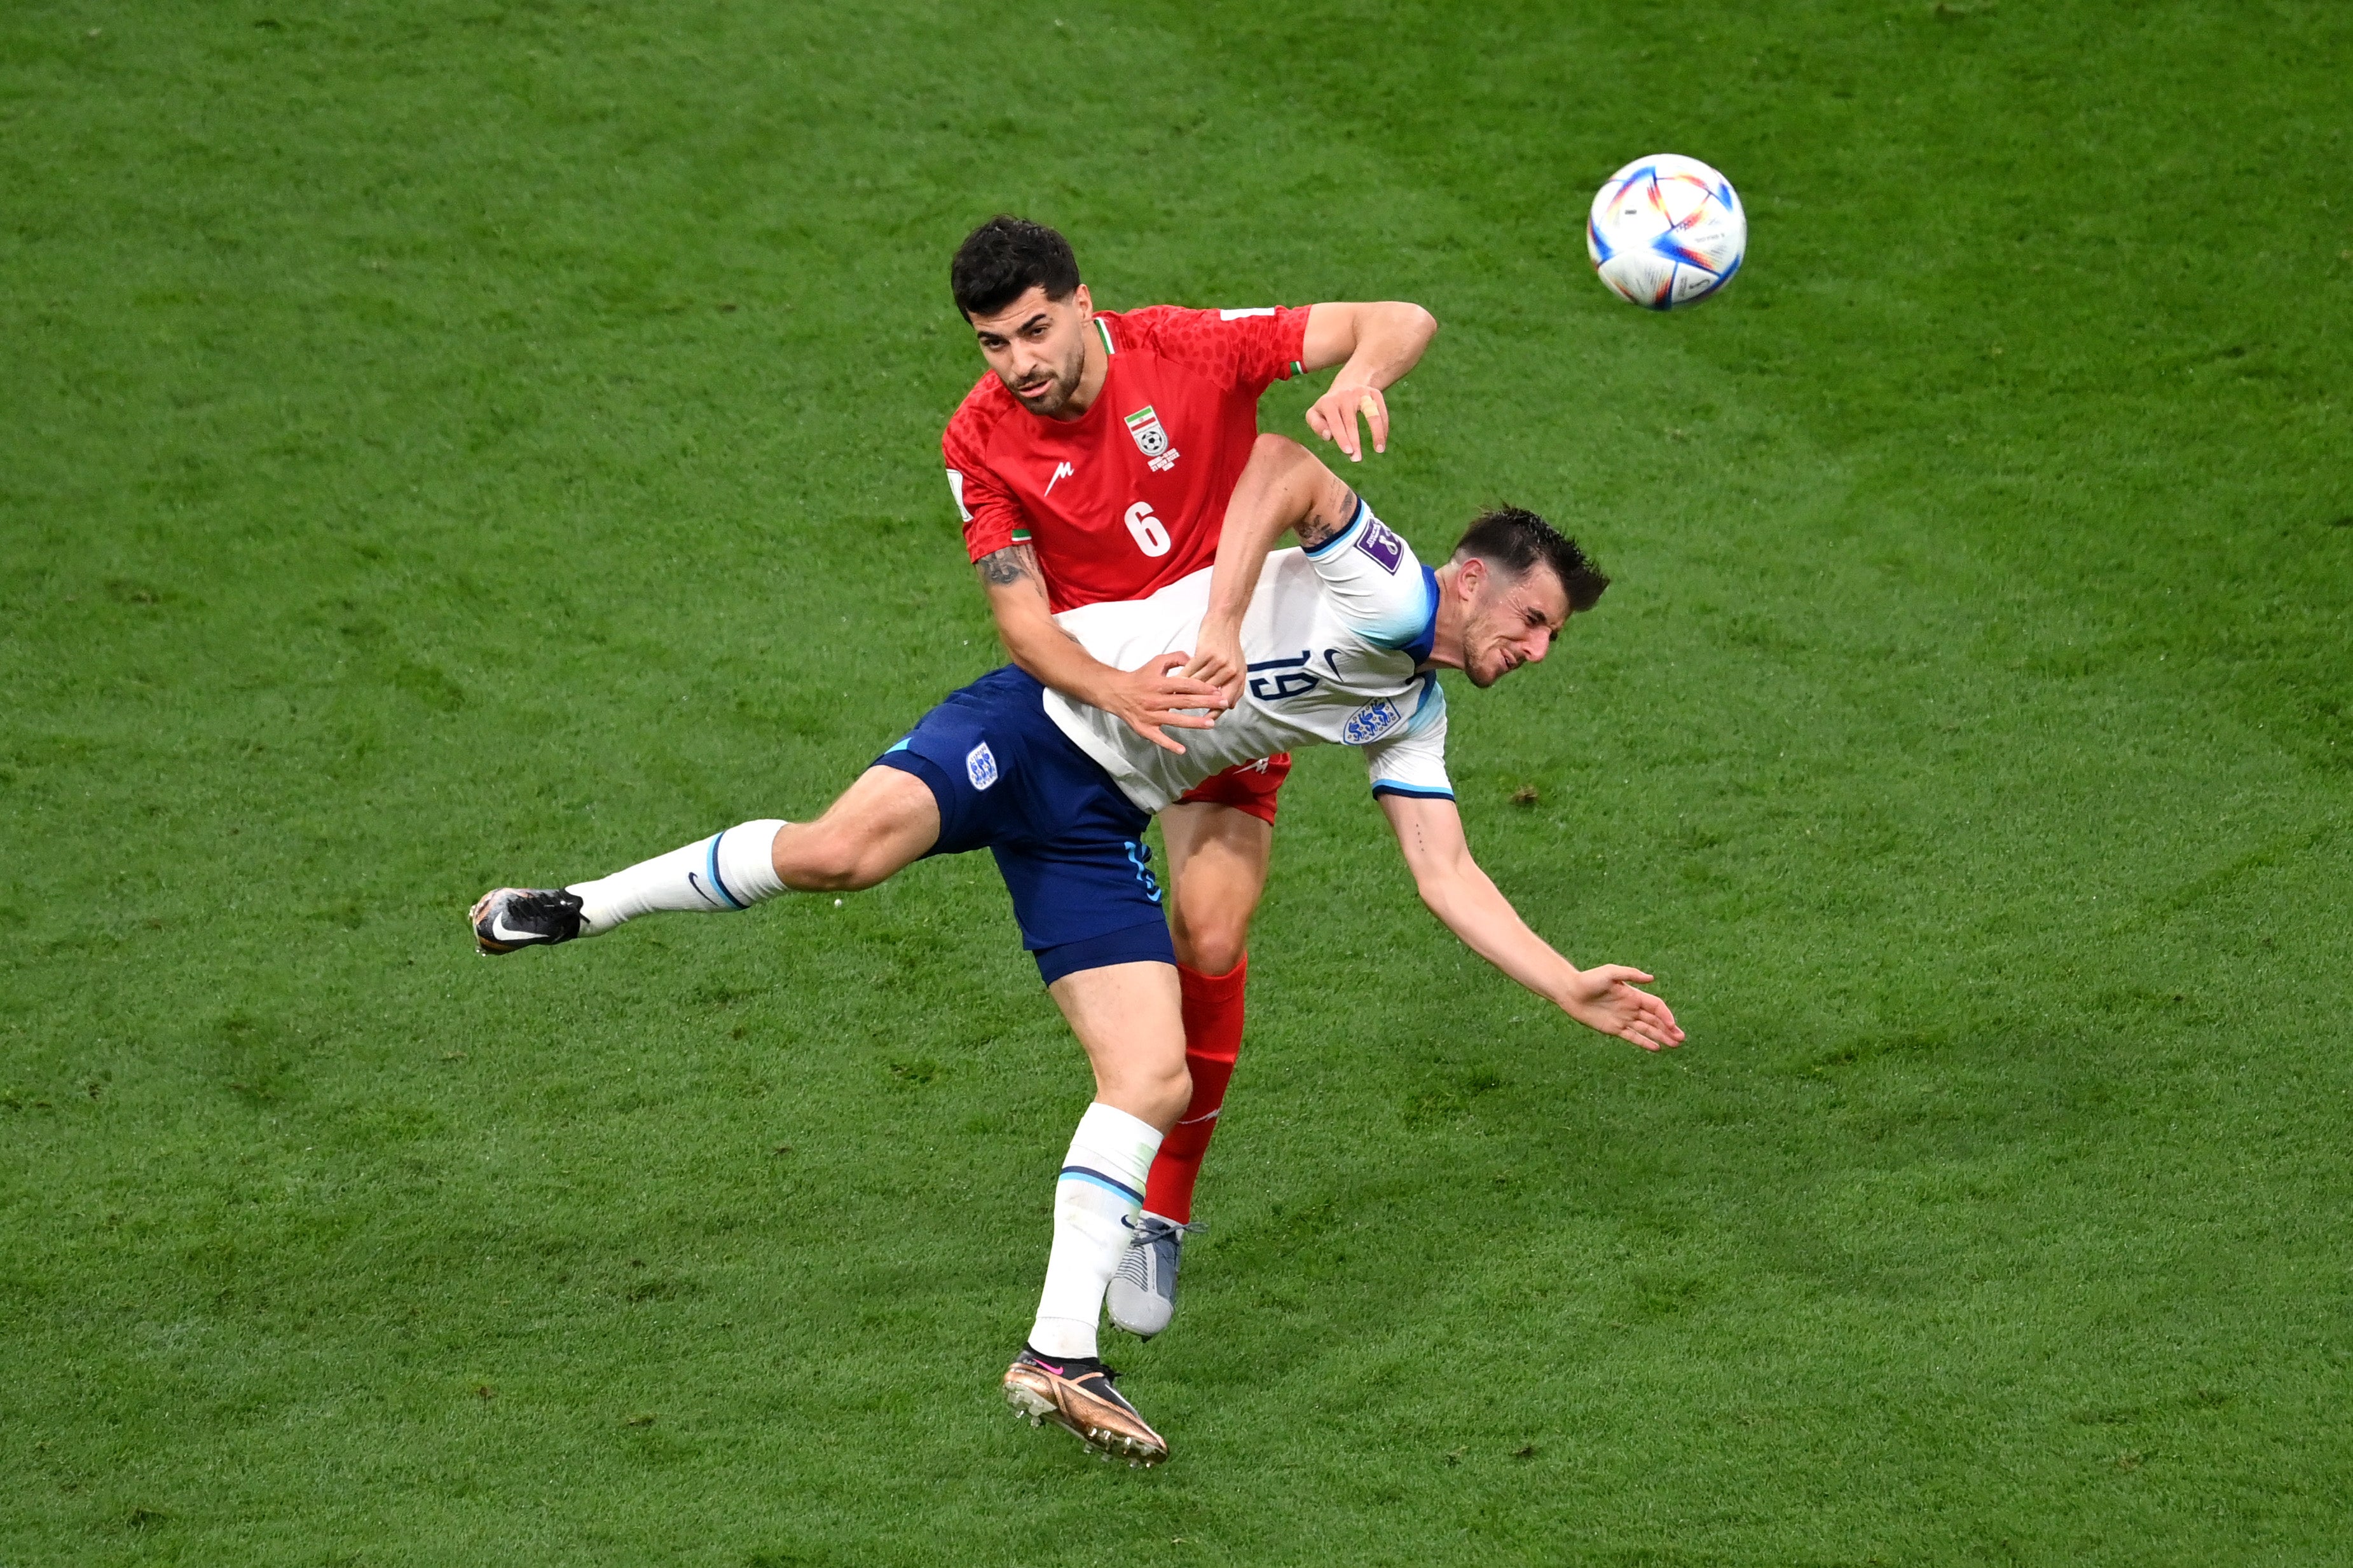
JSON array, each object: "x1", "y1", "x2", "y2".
[{"x1": 942, "y1": 217, "x2": 1438, "y2": 1337}]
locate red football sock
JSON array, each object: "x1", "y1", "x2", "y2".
[{"x1": 1143, "y1": 956, "x2": 1248, "y2": 1224}]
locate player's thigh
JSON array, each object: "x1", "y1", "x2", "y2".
[
  {"x1": 1047, "y1": 960, "x2": 1189, "y2": 1129},
  {"x1": 1160, "y1": 802, "x2": 1273, "y2": 970},
  {"x1": 772, "y1": 765, "x2": 941, "y2": 890}
]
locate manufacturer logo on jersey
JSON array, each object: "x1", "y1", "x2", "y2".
[
  {"x1": 1045, "y1": 460, "x2": 1074, "y2": 497},
  {"x1": 1343, "y1": 699, "x2": 1404, "y2": 744},
  {"x1": 965, "y1": 742, "x2": 999, "y2": 791},
  {"x1": 1354, "y1": 517, "x2": 1405, "y2": 575},
  {"x1": 1124, "y1": 406, "x2": 1180, "y2": 473}
]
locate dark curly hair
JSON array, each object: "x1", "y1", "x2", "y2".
[
  {"x1": 950, "y1": 216, "x2": 1081, "y2": 319},
  {"x1": 1450, "y1": 506, "x2": 1610, "y2": 613}
]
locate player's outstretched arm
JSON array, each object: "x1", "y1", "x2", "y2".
[
  {"x1": 1185, "y1": 435, "x2": 1361, "y2": 702},
  {"x1": 1378, "y1": 792, "x2": 1684, "y2": 1052},
  {"x1": 977, "y1": 542, "x2": 1225, "y2": 754},
  {"x1": 1299, "y1": 301, "x2": 1439, "y2": 463}
]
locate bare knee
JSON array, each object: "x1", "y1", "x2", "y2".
[
  {"x1": 1170, "y1": 890, "x2": 1252, "y2": 976},
  {"x1": 768, "y1": 766, "x2": 938, "y2": 894},
  {"x1": 1106, "y1": 1059, "x2": 1192, "y2": 1133},
  {"x1": 1170, "y1": 923, "x2": 1247, "y2": 978},
  {"x1": 776, "y1": 821, "x2": 893, "y2": 892}
]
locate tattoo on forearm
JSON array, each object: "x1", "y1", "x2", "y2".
[
  {"x1": 977, "y1": 543, "x2": 1038, "y2": 587},
  {"x1": 1295, "y1": 487, "x2": 1360, "y2": 550}
]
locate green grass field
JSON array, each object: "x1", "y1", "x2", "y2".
[{"x1": 7, "y1": 1, "x2": 2352, "y2": 1561}]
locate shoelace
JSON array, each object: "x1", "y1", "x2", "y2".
[
  {"x1": 514, "y1": 890, "x2": 582, "y2": 935},
  {"x1": 1120, "y1": 1213, "x2": 1206, "y2": 1241}
]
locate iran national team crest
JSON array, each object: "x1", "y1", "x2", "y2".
[{"x1": 1124, "y1": 406, "x2": 1180, "y2": 473}]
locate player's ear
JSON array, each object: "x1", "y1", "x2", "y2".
[{"x1": 1072, "y1": 282, "x2": 1092, "y2": 318}]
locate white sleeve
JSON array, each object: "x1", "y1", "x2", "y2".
[
  {"x1": 1361, "y1": 674, "x2": 1453, "y2": 800},
  {"x1": 1300, "y1": 501, "x2": 1439, "y2": 652}
]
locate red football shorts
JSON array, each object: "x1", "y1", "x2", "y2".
[{"x1": 1171, "y1": 753, "x2": 1293, "y2": 825}]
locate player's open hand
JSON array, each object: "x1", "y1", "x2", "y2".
[
  {"x1": 1305, "y1": 383, "x2": 1390, "y2": 463},
  {"x1": 1560, "y1": 965, "x2": 1684, "y2": 1052},
  {"x1": 1104, "y1": 652, "x2": 1228, "y2": 755},
  {"x1": 1181, "y1": 620, "x2": 1248, "y2": 710}
]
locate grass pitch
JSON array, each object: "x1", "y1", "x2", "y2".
[{"x1": 6, "y1": 1, "x2": 2352, "y2": 1562}]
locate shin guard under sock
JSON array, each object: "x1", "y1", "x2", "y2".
[
  {"x1": 568, "y1": 819, "x2": 787, "y2": 935},
  {"x1": 1029, "y1": 1101, "x2": 1163, "y2": 1360}
]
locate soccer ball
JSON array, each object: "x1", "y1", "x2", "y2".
[{"x1": 1586, "y1": 154, "x2": 1746, "y2": 310}]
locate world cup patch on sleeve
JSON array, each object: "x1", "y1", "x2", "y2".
[
  {"x1": 1343, "y1": 699, "x2": 1404, "y2": 744},
  {"x1": 965, "y1": 742, "x2": 999, "y2": 791},
  {"x1": 1354, "y1": 518, "x2": 1404, "y2": 574}
]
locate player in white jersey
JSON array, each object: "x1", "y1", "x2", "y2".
[
  {"x1": 467, "y1": 436, "x2": 1683, "y2": 1466},
  {"x1": 1046, "y1": 500, "x2": 1453, "y2": 814}
]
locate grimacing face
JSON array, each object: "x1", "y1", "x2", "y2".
[
  {"x1": 1460, "y1": 559, "x2": 1570, "y2": 688},
  {"x1": 966, "y1": 283, "x2": 1094, "y2": 418}
]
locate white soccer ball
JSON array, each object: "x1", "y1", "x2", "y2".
[{"x1": 1586, "y1": 154, "x2": 1746, "y2": 310}]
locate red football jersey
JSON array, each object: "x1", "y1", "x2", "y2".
[{"x1": 942, "y1": 305, "x2": 1312, "y2": 612}]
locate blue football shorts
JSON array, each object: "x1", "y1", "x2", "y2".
[{"x1": 873, "y1": 665, "x2": 1176, "y2": 985}]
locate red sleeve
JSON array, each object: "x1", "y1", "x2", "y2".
[
  {"x1": 1118, "y1": 304, "x2": 1312, "y2": 398},
  {"x1": 941, "y1": 405, "x2": 1030, "y2": 564}
]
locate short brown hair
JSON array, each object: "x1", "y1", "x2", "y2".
[{"x1": 1451, "y1": 507, "x2": 1609, "y2": 613}]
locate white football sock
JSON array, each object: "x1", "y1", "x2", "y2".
[
  {"x1": 567, "y1": 819, "x2": 788, "y2": 936},
  {"x1": 1029, "y1": 1101, "x2": 1164, "y2": 1360}
]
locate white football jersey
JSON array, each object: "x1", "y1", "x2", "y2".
[{"x1": 1043, "y1": 501, "x2": 1454, "y2": 813}]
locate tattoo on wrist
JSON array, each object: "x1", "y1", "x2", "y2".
[{"x1": 977, "y1": 543, "x2": 1038, "y2": 587}]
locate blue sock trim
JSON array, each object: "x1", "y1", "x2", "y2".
[
  {"x1": 1059, "y1": 1164, "x2": 1144, "y2": 1205},
  {"x1": 704, "y1": 833, "x2": 745, "y2": 910}
]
